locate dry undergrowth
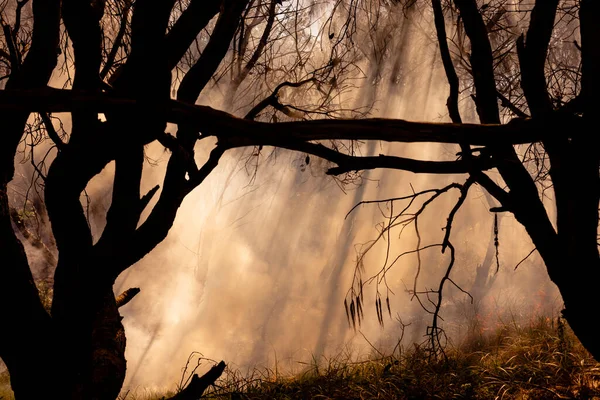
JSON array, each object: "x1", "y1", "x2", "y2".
[
  {"x1": 2, "y1": 316, "x2": 600, "y2": 400},
  {"x1": 196, "y1": 319, "x2": 600, "y2": 399},
  {"x1": 118, "y1": 315, "x2": 600, "y2": 400}
]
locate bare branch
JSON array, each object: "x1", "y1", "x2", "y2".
[
  {"x1": 223, "y1": 136, "x2": 496, "y2": 175},
  {"x1": 39, "y1": 112, "x2": 65, "y2": 149},
  {"x1": 165, "y1": 0, "x2": 221, "y2": 71},
  {"x1": 0, "y1": 88, "x2": 580, "y2": 147},
  {"x1": 233, "y1": 0, "x2": 278, "y2": 87},
  {"x1": 5, "y1": 0, "x2": 60, "y2": 89},
  {"x1": 580, "y1": 0, "x2": 600, "y2": 115},
  {"x1": 454, "y1": 0, "x2": 500, "y2": 124},
  {"x1": 62, "y1": 0, "x2": 105, "y2": 90},
  {"x1": 95, "y1": 144, "x2": 144, "y2": 249},
  {"x1": 441, "y1": 176, "x2": 475, "y2": 252},
  {"x1": 432, "y1": 0, "x2": 461, "y2": 124},
  {"x1": 497, "y1": 90, "x2": 529, "y2": 118},
  {"x1": 2, "y1": 23, "x2": 19, "y2": 72},
  {"x1": 138, "y1": 184, "x2": 160, "y2": 215},
  {"x1": 116, "y1": 144, "x2": 228, "y2": 276},
  {"x1": 514, "y1": 248, "x2": 538, "y2": 271},
  {"x1": 244, "y1": 77, "x2": 316, "y2": 120},
  {"x1": 100, "y1": 0, "x2": 132, "y2": 80},
  {"x1": 516, "y1": 0, "x2": 558, "y2": 117},
  {"x1": 115, "y1": 287, "x2": 140, "y2": 308},
  {"x1": 177, "y1": 0, "x2": 250, "y2": 103}
]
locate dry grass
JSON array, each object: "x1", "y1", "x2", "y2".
[
  {"x1": 2, "y1": 315, "x2": 600, "y2": 400},
  {"x1": 199, "y1": 316, "x2": 600, "y2": 400}
]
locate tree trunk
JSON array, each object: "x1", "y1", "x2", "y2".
[
  {"x1": 0, "y1": 160, "x2": 58, "y2": 398},
  {"x1": 0, "y1": 0, "x2": 62, "y2": 394},
  {"x1": 556, "y1": 218, "x2": 600, "y2": 359},
  {"x1": 89, "y1": 290, "x2": 128, "y2": 400},
  {"x1": 551, "y1": 135, "x2": 600, "y2": 360},
  {"x1": 54, "y1": 287, "x2": 127, "y2": 400}
]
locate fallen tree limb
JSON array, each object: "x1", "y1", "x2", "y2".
[
  {"x1": 167, "y1": 361, "x2": 227, "y2": 400},
  {"x1": 0, "y1": 87, "x2": 579, "y2": 146},
  {"x1": 115, "y1": 287, "x2": 140, "y2": 308}
]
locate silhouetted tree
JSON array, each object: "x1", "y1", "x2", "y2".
[{"x1": 0, "y1": 0, "x2": 597, "y2": 398}]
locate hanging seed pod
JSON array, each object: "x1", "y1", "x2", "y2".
[
  {"x1": 350, "y1": 300, "x2": 356, "y2": 330},
  {"x1": 386, "y1": 296, "x2": 391, "y2": 317},
  {"x1": 359, "y1": 279, "x2": 363, "y2": 300},
  {"x1": 494, "y1": 213, "x2": 500, "y2": 273},
  {"x1": 344, "y1": 298, "x2": 350, "y2": 327},
  {"x1": 357, "y1": 296, "x2": 362, "y2": 325}
]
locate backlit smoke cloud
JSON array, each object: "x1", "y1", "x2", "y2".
[
  {"x1": 104, "y1": 8, "x2": 559, "y2": 390},
  {"x1": 4, "y1": 1, "x2": 560, "y2": 393}
]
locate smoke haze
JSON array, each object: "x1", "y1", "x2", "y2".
[
  {"x1": 4, "y1": 2, "x2": 562, "y2": 393},
  {"x1": 111, "y1": 11, "x2": 559, "y2": 389}
]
